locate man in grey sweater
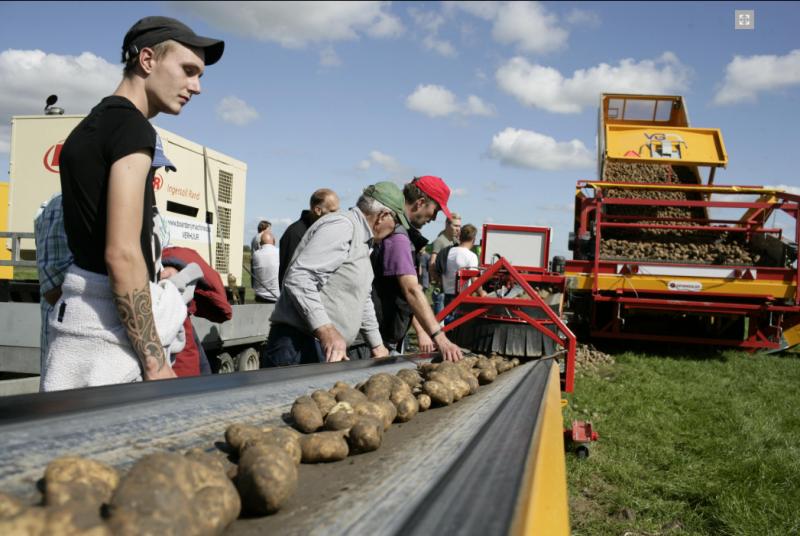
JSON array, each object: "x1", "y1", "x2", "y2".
[{"x1": 262, "y1": 182, "x2": 407, "y2": 365}]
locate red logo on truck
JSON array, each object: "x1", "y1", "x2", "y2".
[
  {"x1": 152, "y1": 174, "x2": 163, "y2": 191},
  {"x1": 43, "y1": 142, "x2": 65, "y2": 173}
]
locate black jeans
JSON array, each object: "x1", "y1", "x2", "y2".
[{"x1": 261, "y1": 323, "x2": 324, "y2": 367}]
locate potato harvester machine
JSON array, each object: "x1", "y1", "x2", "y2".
[{"x1": 565, "y1": 94, "x2": 800, "y2": 350}]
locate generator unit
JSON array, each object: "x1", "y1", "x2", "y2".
[{"x1": 5, "y1": 113, "x2": 247, "y2": 282}]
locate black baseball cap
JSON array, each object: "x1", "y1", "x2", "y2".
[{"x1": 122, "y1": 16, "x2": 224, "y2": 65}]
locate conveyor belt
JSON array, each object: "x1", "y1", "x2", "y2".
[{"x1": 0, "y1": 356, "x2": 564, "y2": 535}]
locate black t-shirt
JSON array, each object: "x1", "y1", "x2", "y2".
[
  {"x1": 278, "y1": 210, "x2": 314, "y2": 286},
  {"x1": 60, "y1": 96, "x2": 158, "y2": 281}
]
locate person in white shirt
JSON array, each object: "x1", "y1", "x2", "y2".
[
  {"x1": 252, "y1": 230, "x2": 280, "y2": 303},
  {"x1": 442, "y1": 224, "x2": 481, "y2": 308}
]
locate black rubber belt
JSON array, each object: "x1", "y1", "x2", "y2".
[
  {"x1": 0, "y1": 354, "x2": 435, "y2": 425},
  {"x1": 397, "y1": 359, "x2": 551, "y2": 536}
]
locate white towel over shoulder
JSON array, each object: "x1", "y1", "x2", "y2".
[{"x1": 41, "y1": 265, "x2": 188, "y2": 391}]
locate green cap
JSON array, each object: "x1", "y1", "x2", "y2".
[{"x1": 364, "y1": 181, "x2": 410, "y2": 229}]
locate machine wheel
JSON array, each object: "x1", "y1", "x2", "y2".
[
  {"x1": 235, "y1": 347, "x2": 260, "y2": 371},
  {"x1": 217, "y1": 352, "x2": 235, "y2": 374},
  {"x1": 575, "y1": 445, "x2": 590, "y2": 459}
]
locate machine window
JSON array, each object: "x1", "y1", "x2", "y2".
[{"x1": 623, "y1": 99, "x2": 656, "y2": 121}]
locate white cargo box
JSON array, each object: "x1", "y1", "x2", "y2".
[{"x1": 7, "y1": 115, "x2": 246, "y2": 281}]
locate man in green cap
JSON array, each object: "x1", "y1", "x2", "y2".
[{"x1": 262, "y1": 182, "x2": 405, "y2": 365}]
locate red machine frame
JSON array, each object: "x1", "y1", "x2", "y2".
[
  {"x1": 567, "y1": 181, "x2": 800, "y2": 349},
  {"x1": 436, "y1": 225, "x2": 577, "y2": 392}
]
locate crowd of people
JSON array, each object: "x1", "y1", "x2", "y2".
[{"x1": 34, "y1": 15, "x2": 483, "y2": 392}]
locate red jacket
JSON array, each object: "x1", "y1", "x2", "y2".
[{"x1": 162, "y1": 247, "x2": 233, "y2": 377}]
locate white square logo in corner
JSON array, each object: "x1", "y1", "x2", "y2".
[{"x1": 735, "y1": 10, "x2": 754, "y2": 30}]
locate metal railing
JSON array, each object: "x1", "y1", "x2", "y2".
[{"x1": 0, "y1": 232, "x2": 36, "y2": 267}]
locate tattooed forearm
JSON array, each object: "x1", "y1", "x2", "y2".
[{"x1": 113, "y1": 286, "x2": 165, "y2": 372}]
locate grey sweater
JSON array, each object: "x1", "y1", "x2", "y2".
[{"x1": 270, "y1": 208, "x2": 381, "y2": 348}]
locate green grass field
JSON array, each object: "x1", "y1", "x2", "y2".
[{"x1": 564, "y1": 347, "x2": 800, "y2": 535}]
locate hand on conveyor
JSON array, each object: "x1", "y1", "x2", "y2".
[
  {"x1": 315, "y1": 324, "x2": 349, "y2": 362},
  {"x1": 143, "y1": 360, "x2": 177, "y2": 381},
  {"x1": 417, "y1": 331, "x2": 435, "y2": 353},
  {"x1": 370, "y1": 344, "x2": 389, "y2": 358},
  {"x1": 434, "y1": 332, "x2": 462, "y2": 362}
]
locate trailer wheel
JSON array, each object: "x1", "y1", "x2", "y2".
[
  {"x1": 575, "y1": 445, "x2": 590, "y2": 459},
  {"x1": 235, "y1": 347, "x2": 260, "y2": 371},
  {"x1": 217, "y1": 352, "x2": 235, "y2": 374}
]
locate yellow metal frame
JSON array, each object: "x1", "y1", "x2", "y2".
[
  {"x1": 511, "y1": 362, "x2": 570, "y2": 535},
  {"x1": 0, "y1": 183, "x2": 12, "y2": 280},
  {"x1": 582, "y1": 182, "x2": 787, "y2": 196},
  {"x1": 781, "y1": 320, "x2": 800, "y2": 347},
  {"x1": 605, "y1": 124, "x2": 728, "y2": 167},
  {"x1": 566, "y1": 272, "x2": 796, "y2": 300}
]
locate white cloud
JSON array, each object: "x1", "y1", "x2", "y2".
[
  {"x1": 0, "y1": 126, "x2": 10, "y2": 153},
  {"x1": 356, "y1": 150, "x2": 413, "y2": 181},
  {"x1": 411, "y1": 8, "x2": 457, "y2": 58},
  {"x1": 565, "y1": 8, "x2": 601, "y2": 27},
  {"x1": 713, "y1": 50, "x2": 800, "y2": 105},
  {"x1": 766, "y1": 184, "x2": 800, "y2": 196},
  {"x1": 369, "y1": 150, "x2": 403, "y2": 173},
  {"x1": 175, "y1": 1, "x2": 404, "y2": 48},
  {"x1": 216, "y1": 96, "x2": 259, "y2": 126},
  {"x1": 489, "y1": 127, "x2": 594, "y2": 170},
  {"x1": 496, "y1": 53, "x2": 690, "y2": 114},
  {"x1": 452, "y1": 187, "x2": 468, "y2": 197},
  {"x1": 465, "y1": 95, "x2": 494, "y2": 116},
  {"x1": 406, "y1": 84, "x2": 494, "y2": 118},
  {"x1": 410, "y1": 8, "x2": 446, "y2": 33},
  {"x1": 422, "y1": 35, "x2": 457, "y2": 58},
  {"x1": 367, "y1": 10, "x2": 405, "y2": 38},
  {"x1": 0, "y1": 49, "x2": 120, "y2": 153},
  {"x1": 447, "y1": 1, "x2": 499, "y2": 21},
  {"x1": 320, "y1": 46, "x2": 342, "y2": 67},
  {"x1": 492, "y1": 2, "x2": 568, "y2": 54}
]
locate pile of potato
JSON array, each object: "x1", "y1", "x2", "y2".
[
  {"x1": 598, "y1": 161, "x2": 759, "y2": 265},
  {"x1": 0, "y1": 355, "x2": 520, "y2": 535},
  {"x1": 574, "y1": 344, "x2": 615, "y2": 374}
]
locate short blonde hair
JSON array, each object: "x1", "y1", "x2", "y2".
[{"x1": 123, "y1": 40, "x2": 175, "y2": 77}]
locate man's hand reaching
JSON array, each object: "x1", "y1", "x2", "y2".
[{"x1": 315, "y1": 324, "x2": 348, "y2": 362}]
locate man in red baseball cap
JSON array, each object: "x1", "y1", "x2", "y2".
[{"x1": 370, "y1": 176, "x2": 463, "y2": 362}]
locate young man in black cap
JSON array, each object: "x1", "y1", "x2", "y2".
[{"x1": 45, "y1": 17, "x2": 224, "y2": 389}]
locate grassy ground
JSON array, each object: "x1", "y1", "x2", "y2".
[{"x1": 564, "y1": 346, "x2": 800, "y2": 536}]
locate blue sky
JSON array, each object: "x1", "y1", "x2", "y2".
[{"x1": 2, "y1": 1, "x2": 799, "y2": 257}]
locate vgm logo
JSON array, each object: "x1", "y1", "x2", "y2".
[{"x1": 43, "y1": 142, "x2": 65, "y2": 173}]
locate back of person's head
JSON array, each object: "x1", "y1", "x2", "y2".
[
  {"x1": 310, "y1": 188, "x2": 340, "y2": 219},
  {"x1": 460, "y1": 224, "x2": 477, "y2": 244},
  {"x1": 260, "y1": 230, "x2": 275, "y2": 246},
  {"x1": 257, "y1": 220, "x2": 271, "y2": 233}
]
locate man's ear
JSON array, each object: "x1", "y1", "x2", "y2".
[{"x1": 138, "y1": 47, "x2": 156, "y2": 75}]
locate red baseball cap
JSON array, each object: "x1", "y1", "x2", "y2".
[{"x1": 413, "y1": 175, "x2": 452, "y2": 220}]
